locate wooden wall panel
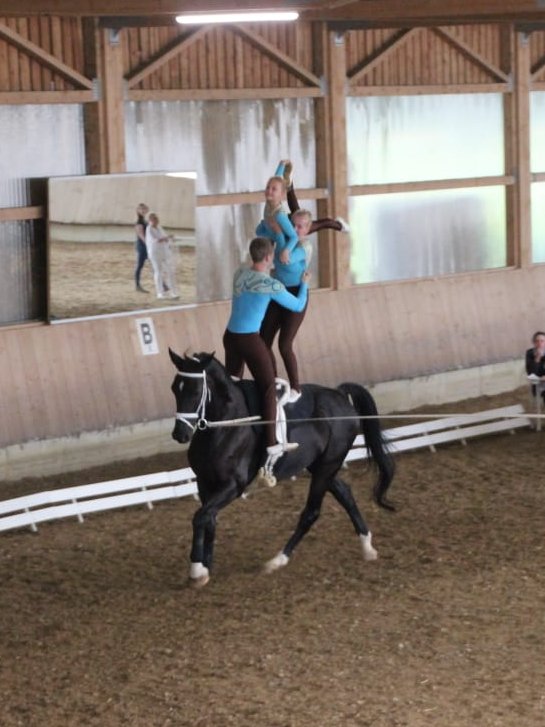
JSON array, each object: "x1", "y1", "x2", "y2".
[
  {"x1": 0, "y1": 17, "x2": 541, "y2": 95},
  {"x1": 125, "y1": 23, "x2": 313, "y2": 91},
  {"x1": 347, "y1": 24, "x2": 506, "y2": 89},
  {"x1": 2, "y1": 267, "x2": 543, "y2": 449},
  {"x1": 0, "y1": 15, "x2": 87, "y2": 91},
  {"x1": 1, "y1": 17, "x2": 540, "y2": 95},
  {"x1": 530, "y1": 30, "x2": 545, "y2": 83}
]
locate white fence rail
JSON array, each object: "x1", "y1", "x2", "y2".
[{"x1": 0, "y1": 405, "x2": 531, "y2": 535}]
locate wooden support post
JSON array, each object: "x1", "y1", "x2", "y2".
[
  {"x1": 83, "y1": 20, "x2": 126, "y2": 174},
  {"x1": 510, "y1": 29, "x2": 532, "y2": 267},
  {"x1": 313, "y1": 24, "x2": 350, "y2": 290},
  {"x1": 502, "y1": 24, "x2": 516, "y2": 266},
  {"x1": 98, "y1": 26, "x2": 126, "y2": 173}
]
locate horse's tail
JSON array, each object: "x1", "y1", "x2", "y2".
[{"x1": 337, "y1": 382, "x2": 396, "y2": 511}]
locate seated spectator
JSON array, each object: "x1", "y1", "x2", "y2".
[{"x1": 525, "y1": 330, "x2": 545, "y2": 401}]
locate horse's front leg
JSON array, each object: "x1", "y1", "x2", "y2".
[
  {"x1": 189, "y1": 482, "x2": 239, "y2": 587},
  {"x1": 328, "y1": 477, "x2": 377, "y2": 561},
  {"x1": 265, "y1": 474, "x2": 328, "y2": 573}
]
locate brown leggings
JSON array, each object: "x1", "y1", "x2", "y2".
[
  {"x1": 223, "y1": 329, "x2": 278, "y2": 447},
  {"x1": 260, "y1": 287, "x2": 308, "y2": 392},
  {"x1": 287, "y1": 186, "x2": 343, "y2": 234}
]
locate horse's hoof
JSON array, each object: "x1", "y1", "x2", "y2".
[
  {"x1": 189, "y1": 574, "x2": 210, "y2": 588},
  {"x1": 189, "y1": 562, "x2": 210, "y2": 586},
  {"x1": 360, "y1": 532, "x2": 378, "y2": 561},
  {"x1": 264, "y1": 552, "x2": 289, "y2": 573}
]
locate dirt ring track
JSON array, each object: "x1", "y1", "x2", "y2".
[{"x1": 1, "y1": 387, "x2": 544, "y2": 727}]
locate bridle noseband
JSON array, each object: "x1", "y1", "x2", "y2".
[{"x1": 175, "y1": 370, "x2": 211, "y2": 432}]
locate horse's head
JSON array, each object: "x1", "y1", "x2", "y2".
[{"x1": 169, "y1": 348, "x2": 216, "y2": 443}]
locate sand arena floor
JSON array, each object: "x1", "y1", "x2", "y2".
[
  {"x1": 1, "y1": 387, "x2": 544, "y2": 726},
  {"x1": 49, "y1": 240, "x2": 197, "y2": 319}
]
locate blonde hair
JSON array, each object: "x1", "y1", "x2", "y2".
[
  {"x1": 292, "y1": 208, "x2": 312, "y2": 223},
  {"x1": 266, "y1": 175, "x2": 286, "y2": 190}
]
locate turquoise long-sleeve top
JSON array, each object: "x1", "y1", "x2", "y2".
[
  {"x1": 258, "y1": 160, "x2": 298, "y2": 253},
  {"x1": 226, "y1": 267, "x2": 308, "y2": 334},
  {"x1": 256, "y1": 209, "x2": 299, "y2": 254},
  {"x1": 257, "y1": 160, "x2": 311, "y2": 287}
]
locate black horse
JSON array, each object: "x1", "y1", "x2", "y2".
[{"x1": 169, "y1": 349, "x2": 395, "y2": 586}]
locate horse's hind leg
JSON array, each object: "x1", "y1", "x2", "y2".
[
  {"x1": 265, "y1": 474, "x2": 328, "y2": 573},
  {"x1": 329, "y1": 477, "x2": 378, "y2": 561},
  {"x1": 190, "y1": 483, "x2": 238, "y2": 587}
]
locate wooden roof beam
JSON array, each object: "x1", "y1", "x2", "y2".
[
  {"x1": 0, "y1": 21, "x2": 94, "y2": 89},
  {"x1": 231, "y1": 24, "x2": 321, "y2": 87},
  {"x1": 0, "y1": 1, "x2": 323, "y2": 17},
  {"x1": 310, "y1": 0, "x2": 545, "y2": 28},
  {"x1": 2, "y1": 0, "x2": 545, "y2": 26},
  {"x1": 126, "y1": 26, "x2": 210, "y2": 87},
  {"x1": 432, "y1": 27, "x2": 510, "y2": 83},
  {"x1": 347, "y1": 28, "x2": 418, "y2": 84}
]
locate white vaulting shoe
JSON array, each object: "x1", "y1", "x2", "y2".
[
  {"x1": 335, "y1": 216, "x2": 350, "y2": 233},
  {"x1": 283, "y1": 441, "x2": 299, "y2": 453},
  {"x1": 286, "y1": 389, "x2": 301, "y2": 404}
]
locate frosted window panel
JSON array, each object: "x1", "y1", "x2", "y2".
[
  {"x1": 349, "y1": 187, "x2": 506, "y2": 284},
  {"x1": 532, "y1": 183, "x2": 545, "y2": 263},
  {"x1": 126, "y1": 98, "x2": 317, "y2": 302},
  {"x1": 125, "y1": 98, "x2": 316, "y2": 194},
  {"x1": 0, "y1": 220, "x2": 46, "y2": 325},
  {"x1": 530, "y1": 92, "x2": 545, "y2": 172},
  {"x1": 347, "y1": 94, "x2": 504, "y2": 185},
  {"x1": 0, "y1": 104, "x2": 85, "y2": 206},
  {"x1": 0, "y1": 104, "x2": 84, "y2": 324}
]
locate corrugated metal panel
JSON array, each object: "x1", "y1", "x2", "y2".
[
  {"x1": 0, "y1": 219, "x2": 46, "y2": 324},
  {"x1": 0, "y1": 104, "x2": 85, "y2": 323},
  {"x1": 125, "y1": 98, "x2": 316, "y2": 301},
  {"x1": 0, "y1": 105, "x2": 86, "y2": 206},
  {"x1": 125, "y1": 98, "x2": 315, "y2": 192},
  {"x1": 347, "y1": 93, "x2": 504, "y2": 185},
  {"x1": 349, "y1": 187, "x2": 506, "y2": 284},
  {"x1": 531, "y1": 91, "x2": 545, "y2": 172}
]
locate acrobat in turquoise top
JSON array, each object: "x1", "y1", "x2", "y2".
[
  {"x1": 256, "y1": 161, "x2": 311, "y2": 287},
  {"x1": 226, "y1": 267, "x2": 308, "y2": 334}
]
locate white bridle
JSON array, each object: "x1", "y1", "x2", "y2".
[{"x1": 175, "y1": 370, "x2": 210, "y2": 432}]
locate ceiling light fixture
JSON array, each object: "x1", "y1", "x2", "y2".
[{"x1": 176, "y1": 11, "x2": 299, "y2": 25}]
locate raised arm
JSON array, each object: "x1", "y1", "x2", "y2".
[{"x1": 274, "y1": 210, "x2": 298, "y2": 253}]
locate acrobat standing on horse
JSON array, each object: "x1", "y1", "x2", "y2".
[{"x1": 223, "y1": 236, "x2": 310, "y2": 474}]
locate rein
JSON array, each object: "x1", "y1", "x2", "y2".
[{"x1": 175, "y1": 369, "x2": 261, "y2": 432}]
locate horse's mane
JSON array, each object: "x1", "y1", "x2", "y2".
[
  {"x1": 194, "y1": 352, "x2": 230, "y2": 380},
  {"x1": 193, "y1": 352, "x2": 247, "y2": 408}
]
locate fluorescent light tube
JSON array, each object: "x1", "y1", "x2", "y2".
[{"x1": 176, "y1": 11, "x2": 299, "y2": 24}]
